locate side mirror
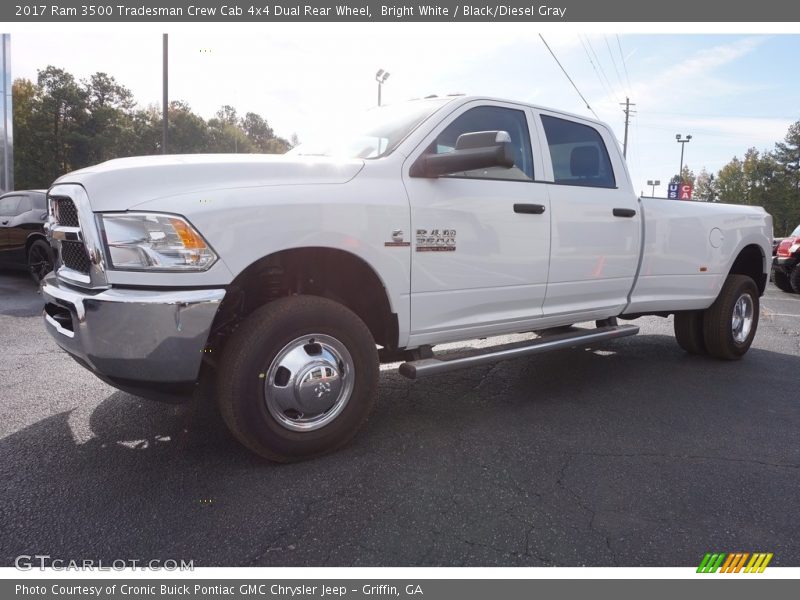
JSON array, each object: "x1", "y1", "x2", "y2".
[{"x1": 410, "y1": 130, "x2": 516, "y2": 178}]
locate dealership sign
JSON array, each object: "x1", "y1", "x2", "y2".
[{"x1": 668, "y1": 183, "x2": 693, "y2": 200}]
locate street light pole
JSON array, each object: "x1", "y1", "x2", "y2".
[
  {"x1": 162, "y1": 33, "x2": 168, "y2": 154},
  {"x1": 647, "y1": 179, "x2": 661, "y2": 197},
  {"x1": 375, "y1": 69, "x2": 390, "y2": 106},
  {"x1": 676, "y1": 134, "x2": 692, "y2": 182}
]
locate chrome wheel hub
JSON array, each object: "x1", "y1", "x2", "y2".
[
  {"x1": 731, "y1": 293, "x2": 754, "y2": 344},
  {"x1": 264, "y1": 334, "x2": 354, "y2": 432}
]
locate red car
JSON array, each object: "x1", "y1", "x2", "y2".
[{"x1": 773, "y1": 224, "x2": 800, "y2": 293}]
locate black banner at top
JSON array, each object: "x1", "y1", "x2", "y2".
[{"x1": 4, "y1": 0, "x2": 800, "y2": 22}]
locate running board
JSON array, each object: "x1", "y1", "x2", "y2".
[{"x1": 398, "y1": 324, "x2": 639, "y2": 380}]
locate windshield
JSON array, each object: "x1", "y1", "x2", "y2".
[
  {"x1": 289, "y1": 99, "x2": 451, "y2": 159},
  {"x1": 792, "y1": 224, "x2": 800, "y2": 237}
]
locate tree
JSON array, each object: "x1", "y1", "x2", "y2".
[
  {"x1": 82, "y1": 73, "x2": 137, "y2": 164},
  {"x1": 166, "y1": 101, "x2": 211, "y2": 153},
  {"x1": 694, "y1": 168, "x2": 716, "y2": 202},
  {"x1": 670, "y1": 165, "x2": 695, "y2": 187},
  {"x1": 241, "y1": 112, "x2": 275, "y2": 151},
  {"x1": 773, "y1": 122, "x2": 800, "y2": 234},
  {"x1": 36, "y1": 66, "x2": 87, "y2": 182},
  {"x1": 12, "y1": 66, "x2": 293, "y2": 188},
  {"x1": 715, "y1": 158, "x2": 746, "y2": 204}
]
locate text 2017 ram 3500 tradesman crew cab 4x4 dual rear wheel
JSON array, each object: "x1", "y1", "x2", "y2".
[{"x1": 41, "y1": 95, "x2": 773, "y2": 461}]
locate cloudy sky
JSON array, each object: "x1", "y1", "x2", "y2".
[{"x1": 9, "y1": 26, "x2": 800, "y2": 195}]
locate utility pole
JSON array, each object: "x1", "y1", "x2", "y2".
[
  {"x1": 620, "y1": 97, "x2": 636, "y2": 159},
  {"x1": 676, "y1": 134, "x2": 692, "y2": 182},
  {"x1": 162, "y1": 34, "x2": 168, "y2": 154}
]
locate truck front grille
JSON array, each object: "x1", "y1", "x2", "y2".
[
  {"x1": 54, "y1": 197, "x2": 80, "y2": 227},
  {"x1": 60, "y1": 241, "x2": 91, "y2": 273}
]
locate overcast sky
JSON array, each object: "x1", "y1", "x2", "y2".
[{"x1": 9, "y1": 27, "x2": 800, "y2": 195}]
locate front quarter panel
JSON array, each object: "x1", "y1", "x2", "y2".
[{"x1": 133, "y1": 162, "x2": 413, "y2": 345}]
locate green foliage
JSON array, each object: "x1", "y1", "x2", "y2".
[
  {"x1": 693, "y1": 168, "x2": 715, "y2": 202},
  {"x1": 714, "y1": 125, "x2": 800, "y2": 236},
  {"x1": 670, "y1": 165, "x2": 695, "y2": 186},
  {"x1": 13, "y1": 66, "x2": 293, "y2": 189}
]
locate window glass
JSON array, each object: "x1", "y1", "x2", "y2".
[
  {"x1": 289, "y1": 98, "x2": 449, "y2": 159},
  {"x1": 0, "y1": 195, "x2": 21, "y2": 217},
  {"x1": 16, "y1": 196, "x2": 33, "y2": 213},
  {"x1": 430, "y1": 106, "x2": 534, "y2": 181},
  {"x1": 32, "y1": 194, "x2": 47, "y2": 211},
  {"x1": 540, "y1": 115, "x2": 616, "y2": 188}
]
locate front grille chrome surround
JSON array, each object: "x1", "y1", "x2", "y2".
[{"x1": 47, "y1": 184, "x2": 109, "y2": 289}]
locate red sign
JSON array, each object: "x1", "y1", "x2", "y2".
[{"x1": 679, "y1": 183, "x2": 693, "y2": 200}]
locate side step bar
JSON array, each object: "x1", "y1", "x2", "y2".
[{"x1": 398, "y1": 324, "x2": 639, "y2": 380}]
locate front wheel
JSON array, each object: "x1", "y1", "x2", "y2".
[
  {"x1": 27, "y1": 239, "x2": 54, "y2": 284},
  {"x1": 217, "y1": 295, "x2": 379, "y2": 462},
  {"x1": 702, "y1": 275, "x2": 760, "y2": 360}
]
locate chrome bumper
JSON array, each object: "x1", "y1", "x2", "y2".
[{"x1": 42, "y1": 273, "x2": 225, "y2": 385}]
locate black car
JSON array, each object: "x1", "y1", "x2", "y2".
[
  {"x1": 0, "y1": 190, "x2": 54, "y2": 283},
  {"x1": 773, "y1": 223, "x2": 800, "y2": 293}
]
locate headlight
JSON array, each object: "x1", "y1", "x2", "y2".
[{"x1": 100, "y1": 213, "x2": 217, "y2": 271}]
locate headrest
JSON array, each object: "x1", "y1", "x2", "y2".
[{"x1": 570, "y1": 145, "x2": 600, "y2": 178}]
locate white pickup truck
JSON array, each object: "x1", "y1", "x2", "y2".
[{"x1": 42, "y1": 96, "x2": 772, "y2": 461}]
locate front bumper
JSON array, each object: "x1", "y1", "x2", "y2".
[
  {"x1": 42, "y1": 273, "x2": 225, "y2": 392},
  {"x1": 773, "y1": 255, "x2": 798, "y2": 270}
]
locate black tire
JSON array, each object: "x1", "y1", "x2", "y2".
[
  {"x1": 217, "y1": 295, "x2": 379, "y2": 462},
  {"x1": 673, "y1": 311, "x2": 706, "y2": 355},
  {"x1": 773, "y1": 268, "x2": 794, "y2": 293},
  {"x1": 27, "y1": 239, "x2": 54, "y2": 284},
  {"x1": 702, "y1": 274, "x2": 759, "y2": 360},
  {"x1": 790, "y1": 266, "x2": 800, "y2": 294}
]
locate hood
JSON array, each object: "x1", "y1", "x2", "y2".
[{"x1": 52, "y1": 154, "x2": 365, "y2": 211}]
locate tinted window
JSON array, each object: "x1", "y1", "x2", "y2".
[
  {"x1": 0, "y1": 195, "x2": 21, "y2": 217},
  {"x1": 429, "y1": 106, "x2": 534, "y2": 181},
  {"x1": 541, "y1": 115, "x2": 616, "y2": 188},
  {"x1": 17, "y1": 196, "x2": 33, "y2": 213},
  {"x1": 32, "y1": 194, "x2": 47, "y2": 211}
]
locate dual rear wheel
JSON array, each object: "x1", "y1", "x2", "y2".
[{"x1": 674, "y1": 274, "x2": 759, "y2": 360}]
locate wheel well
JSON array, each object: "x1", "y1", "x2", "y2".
[
  {"x1": 729, "y1": 244, "x2": 766, "y2": 295},
  {"x1": 210, "y1": 248, "x2": 398, "y2": 351},
  {"x1": 25, "y1": 233, "x2": 47, "y2": 254}
]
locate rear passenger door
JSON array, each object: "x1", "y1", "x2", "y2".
[{"x1": 534, "y1": 111, "x2": 641, "y2": 316}]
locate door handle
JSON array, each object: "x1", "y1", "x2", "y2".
[
  {"x1": 514, "y1": 203, "x2": 546, "y2": 215},
  {"x1": 1, "y1": 220, "x2": 8, "y2": 225},
  {"x1": 612, "y1": 208, "x2": 636, "y2": 218}
]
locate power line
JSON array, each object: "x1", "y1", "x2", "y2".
[
  {"x1": 604, "y1": 35, "x2": 626, "y2": 97},
  {"x1": 616, "y1": 34, "x2": 632, "y2": 94},
  {"x1": 578, "y1": 34, "x2": 615, "y2": 103},
  {"x1": 539, "y1": 34, "x2": 600, "y2": 120},
  {"x1": 584, "y1": 35, "x2": 621, "y2": 104}
]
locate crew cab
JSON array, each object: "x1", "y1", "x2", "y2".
[{"x1": 41, "y1": 96, "x2": 773, "y2": 461}]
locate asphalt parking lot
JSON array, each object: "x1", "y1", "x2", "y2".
[{"x1": 0, "y1": 270, "x2": 798, "y2": 567}]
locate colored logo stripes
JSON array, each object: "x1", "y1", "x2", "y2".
[{"x1": 697, "y1": 552, "x2": 773, "y2": 573}]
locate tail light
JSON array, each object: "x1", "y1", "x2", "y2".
[{"x1": 776, "y1": 237, "x2": 797, "y2": 257}]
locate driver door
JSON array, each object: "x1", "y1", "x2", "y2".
[{"x1": 402, "y1": 101, "x2": 551, "y2": 346}]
